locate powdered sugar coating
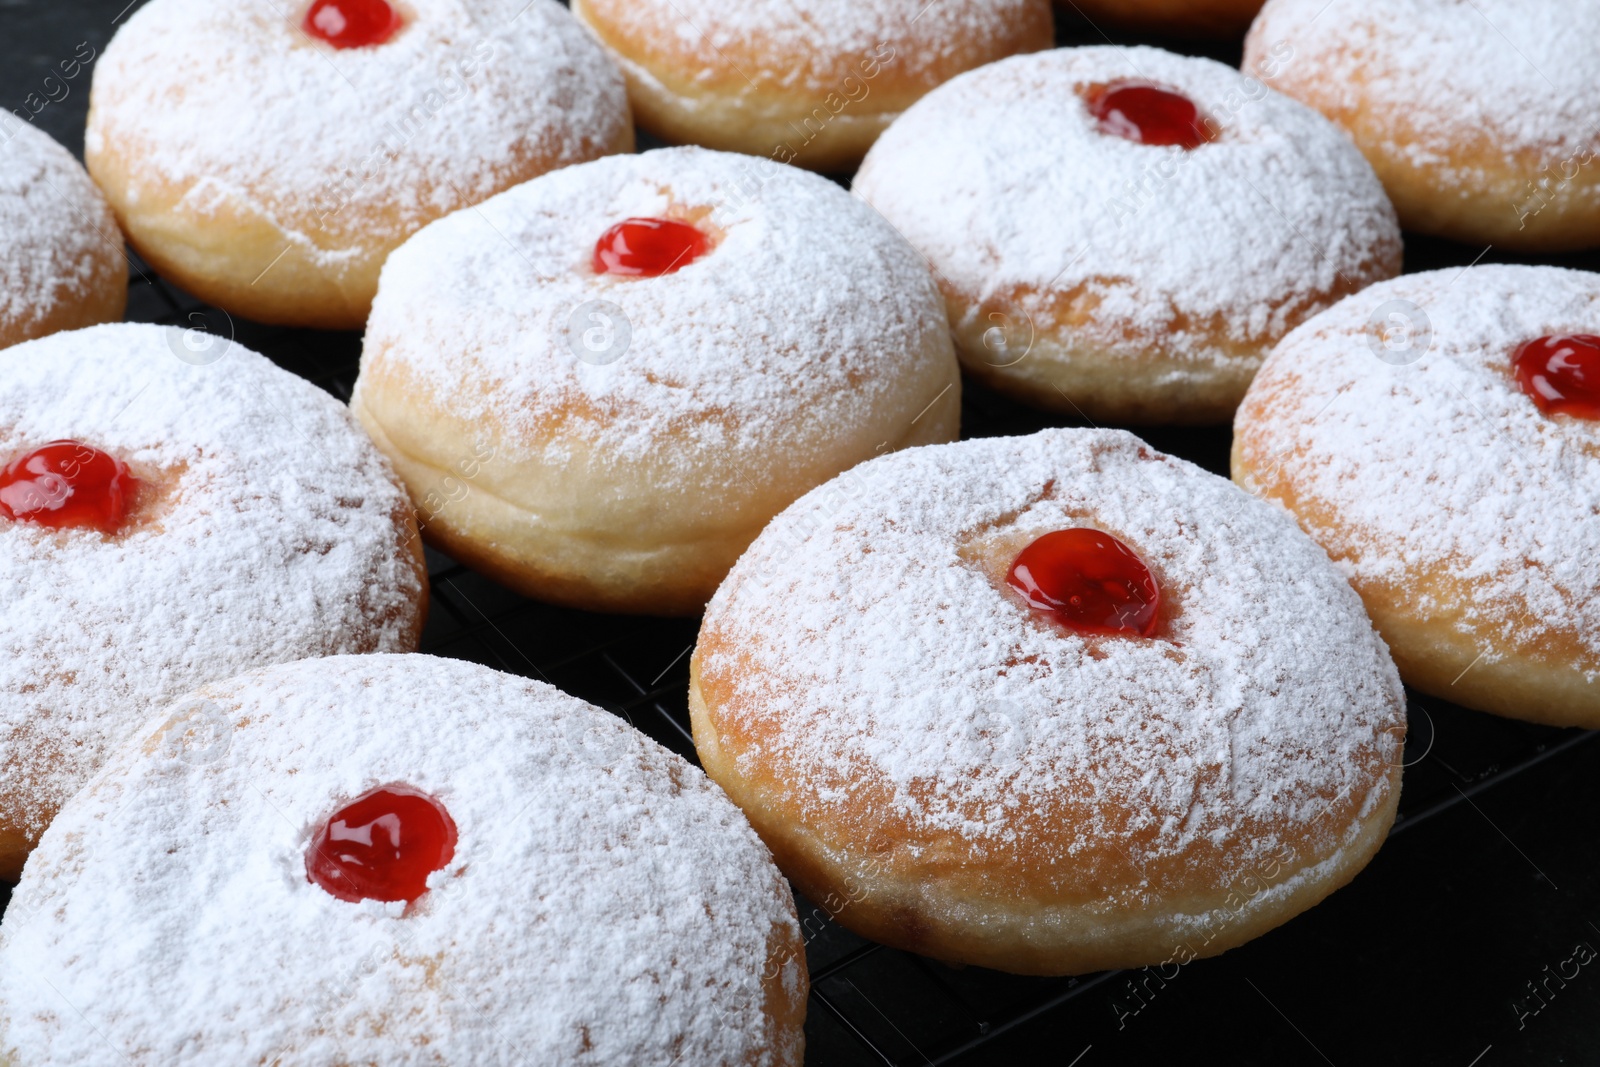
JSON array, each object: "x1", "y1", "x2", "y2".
[
  {"x1": 0, "y1": 324, "x2": 424, "y2": 843},
  {"x1": 853, "y1": 46, "x2": 1401, "y2": 366},
  {"x1": 360, "y1": 145, "x2": 955, "y2": 495},
  {"x1": 1249, "y1": 0, "x2": 1600, "y2": 165},
  {"x1": 1234, "y1": 265, "x2": 1600, "y2": 666},
  {"x1": 578, "y1": 0, "x2": 1048, "y2": 94},
  {"x1": 0, "y1": 655, "x2": 804, "y2": 1066},
  {"x1": 0, "y1": 118, "x2": 121, "y2": 339},
  {"x1": 86, "y1": 0, "x2": 629, "y2": 260},
  {"x1": 699, "y1": 429, "x2": 1403, "y2": 894}
]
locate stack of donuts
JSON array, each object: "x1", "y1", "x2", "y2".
[{"x1": 0, "y1": 0, "x2": 1595, "y2": 1062}]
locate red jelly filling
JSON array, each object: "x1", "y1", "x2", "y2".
[
  {"x1": 1513, "y1": 334, "x2": 1600, "y2": 420},
  {"x1": 306, "y1": 785, "x2": 457, "y2": 905},
  {"x1": 1007, "y1": 528, "x2": 1161, "y2": 638},
  {"x1": 0, "y1": 440, "x2": 137, "y2": 535},
  {"x1": 303, "y1": 0, "x2": 401, "y2": 48},
  {"x1": 1087, "y1": 80, "x2": 1215, "y2": 150},
  {"x1": 592, "y1": 217, "x2": 710, "y2": 277}
]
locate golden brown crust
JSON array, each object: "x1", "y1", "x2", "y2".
[
  {"x1": 947, "y1": 270, "x2": 1398, "y2": 425},
  {"x1": 352, "y1": 355, "x2": 960, "y2": 616},
  {"x1": 852, "y1": 45, "x2": 1404, "y2": 425},
  {"x1": 571, "y1": 0, "x2": 1053, "y2": 171},
  {"x1": 353, "y1": 146, "x2": 963, "y2": 615},
  {"x1": 690, "y1": 667, "x2": 1400, "y2": 975},
  {"x1": 84, "y1": 120, "x2": 634, "y2": 330},
  {"x1": 1232, "y1": 427, "x2": 1600, "y2": 727},
  {"x1": 83, "y1": 0, "x2": 636, "y2": 329},
  {"x1": 394, "y1": 499, "x2": 432, "y2": 649},
  {"x1": 0, "y1": 258, "x2": 125, "y2": 353},
  {"x1": 0, "y1": 119, "x2": 126, "y2": 350},
  {"x1": 687, "y1": 427, "x2": 1406, "y2": 974},
  {"x1": 759, "y1": 923, "x2": 809, "y2": 1067},
  {"x1": 1243, "y1": 11, "x2": 1600, "y2": 252},
  {"x1": 1061, "y1": 0, "x2": 1265, "y2": 36},
  {"x1": 1288, "y1": 94, "x2": 1600, "y2": 253},
  {"x1": 0, "y1": 833, "x2": 27, "y2": 883}
]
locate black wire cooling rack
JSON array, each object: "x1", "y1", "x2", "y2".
[{"x1": 6, "y1": 3, "x2": 1600, "y2": 1064}]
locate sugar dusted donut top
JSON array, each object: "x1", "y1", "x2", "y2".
[
  {"x1": 359, "y1": 145, "x2": 955, "y2": 525},
  {"x1": 575, "y1": 0, "x2": 1050, "y2": 95},
  {"x1": 86, "y1": 0, "x2": 629, "y2": 255},
  {"x1": 1234, "y1": 265, "x2": 1600, "y2": 670},
  {"x1": 1250, "y1": 0, "x2": 1600, "y2": 164},
  {"x1": 696, "y1": 429, "x2": 1404, "y2": 912},
  {"x1": 853, "y1": 46, "x2": 1401, "y2": 364},
  {"x1": 0, "y1": 119, "x2": 121, "y2": 340},
  {"x1": 0, "y1": 655, "x2": 804, "y2": 1066},
  {"x1": 0, "y1": 325, "x2": 424, "y2": 842}
]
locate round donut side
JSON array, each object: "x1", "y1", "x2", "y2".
[
  {"x1": 570, "y1": 0, "x2": 1054, "y2": 172},
  {"x1": 689, "y1": 430, "x2": 1406, "y2": 975},
  {"x1": 1244, "y1": 1, "x2": 1600, "y2": 252}
]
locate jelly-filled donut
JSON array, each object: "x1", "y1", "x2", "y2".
[
  {"x1": 1234, "y1": 265, "x2": 1600, "y2": 727},
  {"x1": 0, "y1": 324, "x2": 426, "y2": 879},
  {"x1": 0, "y1": 655, "x2": 807, "y2": 1065},
  {"x1": 85, "y1": 0, "x2": 633, "y2": 330},
  {"x1": 854, "y1": 46, "x2": 1401, "y2": 424},
  {"x1": 1060, "y1": 0, "x2": 1265, "y2": 37},
  {"x1": 0, "y1": 118, "x2": 125, "y2": 349},
  {"x1": 1247, "y1": 0, "x2": 1600, "y2": 252},
  {"x1": 571, "y1": 0, "x2": 1053, "y2": 173},
  {"x1": 691, "y1": 428, "x2": 1404, "y2": 975},
  {"x1": 353, "y1": 146, "x2": 960, "y2": 615}
]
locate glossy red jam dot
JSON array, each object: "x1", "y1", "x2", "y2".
[
  {"x1": 1007, "y1": 528, "x2": 1161, "y2": 638},
  {"x1": 1513, "y1": 334, "x2": 1600, "y2": 420},
  {"x1": 303, "y1": 0, "x2": 401, "y2": 48},
  {"x1": 593, "y1": 217, "x2": 710, "y2": 277},
  {"x1": 0, "y1": 440, "x2": 137, "y2": 535},
  {"x1": 306, "y1": 785, "x2": 457, "y2": 905},
  {"x1": 1087, "y1": 80, "x2": 1215, "y2": 150}
]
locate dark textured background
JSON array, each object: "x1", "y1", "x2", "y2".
[{"x1": 4, "y1": 2, "x2": 1599, "y2": 1063}]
